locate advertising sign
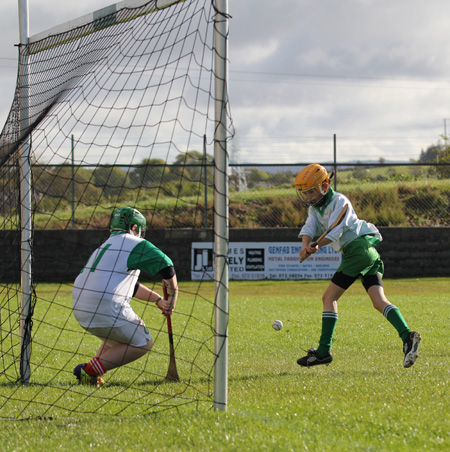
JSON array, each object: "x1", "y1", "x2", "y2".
[{"x1": 191, "y1": 242, "x2": 341, "y2": 280}]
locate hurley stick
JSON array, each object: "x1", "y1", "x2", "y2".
[
  {"x1": 300, "y1": 204, "x2": 348, "y2": 263},
  {"x1": 163, "y1": 284, "x2": 180, "y2": 382}
]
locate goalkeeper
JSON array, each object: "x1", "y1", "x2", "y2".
[
  {"x1": 72, "y1": 206, "x2": 177, "y2": 386},
  {"x1": 295, "y1": 164, "x2": 421, "y2": 369}
]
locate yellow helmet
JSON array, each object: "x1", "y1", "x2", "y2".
[{"x1": 294, "y1": 164, "x2": 330, "y2": 206}]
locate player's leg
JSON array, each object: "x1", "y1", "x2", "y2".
[
  {"x1": 77, "y1": 341, "x2": 111, "y2": 385},
  {"x1": 363, "y1": 273, "x2": 421, "y2": 368},
  {"x1": 97, "y1": 338, "x2": 153, "y2": 371},
  {"x1": 94, "y1": 318, "x2": 153, "y2": 371},
  {"x1": 366, "y1": 278, "x2": 409, "y2": 340},
  {"x1": 312, "y1": 240, "x2": 367, "y2": 361},
  {"x1": 297, "y1": 274, "x2": 353, "y2": 367},
  {"x1": 73, "y1": 336, "x2": 109, "y2": 386},
  {"x1": 91, "y1": 340, "x2": 111, "y2": 361},
  {"x1": 76, "y1": 339, "x2": 152, "y2": 385},
  {"x1": 317, "y1": 281, "x2": 346, "y2": 354},
  {"x1": 74, "y1": 317, "x2": 153, "y2": 384}
]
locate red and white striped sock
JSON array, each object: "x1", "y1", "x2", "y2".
[{"x1": 84, "y1": 358, "x2": 106, "y2": 376}]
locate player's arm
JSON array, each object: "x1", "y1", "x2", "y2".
[
  {"x1": 133, "y1": 267, "x2": 177, "y2": 316},
  {"x1": 159, "y1": 265, "x2": 178, "y2": 316},
  {"x1": 300, "y1": 233, "x2": 334, "y2": 260},
  {"x1": 134, "y1": 283, "x2": 162, "y2": 303},
  {"x1": 299, "y1": 209, "x2": 321, "y2": 261},
  {"x1": 299, "y1": 234, "x2": 314, "y2": 261},
  {"x1": 314, "y1": 237, "x2": 333, "y2": 249},
  {"x1": 161, "y1": 273, "x2": 178, "y2": 315},
  {"x1": 128, "y1": 241, "x2": 177, "y2": 315}
]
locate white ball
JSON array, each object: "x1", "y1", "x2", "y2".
[{"x1": 272, "y1": 320, "x2": 283, "y2": 331}]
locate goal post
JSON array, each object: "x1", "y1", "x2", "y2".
[
  {"x1": 213, "y1": 0, "x2": 229, "y2": 412},
  {"x1": 18, "y1": 0, "x2": 32, "y2": 384},
  {"x1": 0, "y1": 0, "x2": 233, "y2": 416}
]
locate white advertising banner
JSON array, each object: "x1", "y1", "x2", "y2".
[{"x1": 191, "y1": 242, "x2": 341, "y2": 281}]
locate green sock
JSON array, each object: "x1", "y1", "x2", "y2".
[
  {"x1": 383, "y1": 305, "x2": 410, "y2": 342},
  {"x1": 316, "y1": 311, "x2": 338, "y2": 355}
]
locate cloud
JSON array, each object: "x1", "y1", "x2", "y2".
[
  {"x1": 1, "y1": 0, "x2": 450, "y2": 164},
  {"x1": 227, "y1": 0, "x2": 450, "y2": 162}
]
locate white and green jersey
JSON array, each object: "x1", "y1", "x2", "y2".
[
  {"x1": 299, "y1": 188, "x2": 382, "y2": 252},
  {"x1": 72, "y1": 232, "x2": 173, "y2": 328}
]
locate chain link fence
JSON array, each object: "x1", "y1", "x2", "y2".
[
  {"x1": 229, "y1": 163, "x2": 450, "y2": 228},
  {"x1": 2, "y1": 162, "x2": 449, "y2": 229}
]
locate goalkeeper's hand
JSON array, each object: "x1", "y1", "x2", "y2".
[{"x1": 156, "y1": 297, "x2": 176, "y2": 316}]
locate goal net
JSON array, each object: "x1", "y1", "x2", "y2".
[{"x1": 0, "y1": 0, "x2": 232, "y2": 417}]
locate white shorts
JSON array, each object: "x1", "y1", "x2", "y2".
[{"x1": 81, "y1": 315, "x2": 152, "y2": 348}]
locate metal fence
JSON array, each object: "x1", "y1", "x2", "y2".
[
  {"x1": 228, "y1": 162, "x2": 450, "y2": 228},
  {"x1": 2, "y1": 162, "x2": 449, "y2": 229}
]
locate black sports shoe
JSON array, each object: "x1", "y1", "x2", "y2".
[
  {"x1": 297, "y1": 348, "x2": 333, "y2": 367},
  {"x1": 403, "y1": 331, "x2": 421, "y2": 368}
]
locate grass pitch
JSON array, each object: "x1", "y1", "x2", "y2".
[{"x1": 1, "y1": 278, "x2": 449, "y2": 451}]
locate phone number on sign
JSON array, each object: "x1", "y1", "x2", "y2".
[{"x1": 268, "y1": 273, "x2": 335, "y2": 279}]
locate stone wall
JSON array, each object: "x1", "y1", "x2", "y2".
[{"x1": 0, "y1": 227, "x2": 448, "y2": 282}]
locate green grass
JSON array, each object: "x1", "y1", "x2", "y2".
[{"x1": 1, "y1": 278, "x2": 450, "y2": 451}]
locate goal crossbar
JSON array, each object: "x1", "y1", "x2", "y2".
[{"x1": 29, "y1": 0, "x2": 186, "y2": 47}]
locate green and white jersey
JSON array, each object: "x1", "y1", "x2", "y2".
[
  {"x1": 299, "y1": 189, "x2": 382, "y2": 252},
  {"x1": 73, "y1": 232, "x2": 173, "y2": 328}
]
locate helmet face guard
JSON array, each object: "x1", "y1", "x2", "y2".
[
  {"x1": 295, "y1": 164, "x2": 330, "y2": 207},
  {"x1": 110, "y1": 207, "x2": 147, "y2": 237},
  {"x1": 297, "y1": 185, "x2": 326, "y2": 206}
]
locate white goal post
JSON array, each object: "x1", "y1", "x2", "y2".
[
  {"x1": 14, "y1": 0, "x2": 230, "y2": 412},
  {"x1": 213, "y1": 0, "x2": 229, "y2": 412},
  {"x1": 18, "y1": 0, "x2": 32, "y2": 385}
]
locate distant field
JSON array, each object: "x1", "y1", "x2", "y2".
[
  {"x1": 1, "y1": 278, "x2": 449, "y2": 451},
  {"x1": 2, "y1": 163, "x2": 448, "y2": 229}
]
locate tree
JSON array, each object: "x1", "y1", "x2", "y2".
[
  {"x1": 33, "y1": 165, "x2": 102, "y2": 212},
  {"x1": 418, "y1": 145, "x2": 441, "y2": 163},
  {"x1": 92, "y1": 166, "x2": 129, "y2": 200},
  {"x1": 172, "y1": 150, "x2": 213, "y2": 183},
  {"x1": 246, "y1": 168, "x2": 270, "y2": 188},
  {"x1": 173, "y1": 150, "x2": 213, "y2": 166},
  {"x1": 131, "y1": 158, "x2": 167, "y2": 188},
  {"x1": 435, "y1": 145, "x2": 450, "y2": 179}
]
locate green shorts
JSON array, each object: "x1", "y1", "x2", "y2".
[{"x1": 337, "y1": 236, "x2": 384, "y2": 278}]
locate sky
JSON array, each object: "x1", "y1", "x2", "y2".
[{"x1": 1, "y1": 0, "x2": 450, "y2": 164}]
